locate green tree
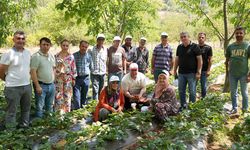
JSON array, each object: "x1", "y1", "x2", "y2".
[
  {"x1": 56, "y1": 0, "x2": 161, "y2": 41},
  {"x1": 0, "y1": 0, "x2": 36, "y2": 46},
  {"x1": 176, "y1": 0, "x2": 250, "y2": 92}
]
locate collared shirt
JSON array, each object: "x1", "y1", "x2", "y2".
[
  {"x1": 73, "y1": 51, "x2": 92, "y2": 76},
  {"x1": 0, "y1": 47, "x2": 31, "y2": 87},
  {"x1": 130, "y1": 46, "x2": 149, "y2": 72},
  {"x1": 176, "y1": 42, "x2": 201, "y2": 74},
  {"x1": 153, "y1": 44, "x2": 173, "y2": 71},
  {"x1": 89, "y1": 45, "x2": 107, "y2": 75},
  {"x1": 107, "y1": 46, "x2": 126, "y2": 73},
  {"x1": 122, "y1": 44, "x2": 133, "y2": 60},
  {"x1": 31, "y1": 50, "x2": 55, "y2": 83},
  {"x1": 199, "y1": 44, "x2": 213, "y2": 71}
]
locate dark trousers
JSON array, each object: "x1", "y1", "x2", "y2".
[{"x1": 73, "y1": 75, "x2": 90, "y2": 109}]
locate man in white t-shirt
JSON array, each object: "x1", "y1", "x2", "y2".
[
  {"x1": 0, "y1": 31, "x2": 32, "y2": 129},
  {"x1": 121, "y1": 63, "x2": 149, "y2": 109}
]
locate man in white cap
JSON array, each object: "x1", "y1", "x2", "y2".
[
  {"x1": 89, "y1": 33, "x2": 107, "y2": 100},
  {"x1": 121, "y1": 63, "x2": 148, "y2": 110},
  {"x1": 122, "y1": 35, "x2": 133, "y2": 70},
  {"x1": 151, "y1": 32, "x2": 174, "y2": 82},
  {"x1": 107, "y1": 36, "x2": 126, "y2": 82},
  {"x1": 129, "y1": 37, "x2": 149, "y2": 73}
]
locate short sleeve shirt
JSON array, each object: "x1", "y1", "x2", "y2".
[
  {"x1": 121, "y1": 72, "x2": 146, "y2": 95},
  {"x1": 199, "y1": 44, "x2": 213, "y2": 71},
  {"x1": 0, "y1": 48, "x2": 31, "y2": 87},
  {"x1": 176, "y1": 42, "x2": 201, "y2": 74},
  {"x1": 31, "y1": 51, "x2": 56, "y2": 83},
  {"x1": 226, "y1": 41, "x2": 250, "y2": 77},
  {"x1": 107, "y1": 46, "x2": 126, "y2": 73},
  {"x1": 153, "y1": 44, "x2": 173, "y2": 71}
]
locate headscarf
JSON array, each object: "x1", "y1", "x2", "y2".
[{"x1": 154, "y1": 72, "x2": 169, "y2": 98}]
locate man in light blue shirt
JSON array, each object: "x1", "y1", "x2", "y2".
[
  {"x1": 89, "y1": 34, "x2": 107, "y2": 100},
  {"x1": 73, "y1": 40, "x2": 92, "y2": 109}
]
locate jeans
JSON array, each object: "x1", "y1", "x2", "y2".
[
  {"x1": 154, "y1": 69, "x2": 167, "y2": 83},
  {"x1": 229, "y1": 74, "x2": 248, "y2": 110},
  {"x1": 108, "y1": 72, "x2": 123, "y2": 83},
  {"x1": 91, "y1": 74, "x2": 105, "y2": 100},
  {"x1": 73, "y1": 75, "x2": 90, "y2": 109},
  {"x1": 4, "y1": 84, "x2": 32, "y2": 128},
  {"x1": 200, "y1": 71, "x2": 207, "y2": 98},
  {"x1": 34, "y1": 83, "x2": 55, "y2": 118},
  {"x1": 178, "y1": 73, "x2": 197, "y2": 107}
]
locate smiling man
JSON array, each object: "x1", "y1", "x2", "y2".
[
  {"x1": 0, "y1": 31, "x2": 32, "y2": 129},
  {"x1": 225, "y1": 26, "x2": 250, "y2": 114},
  {"x1": 31, "y1": 37, "x2": 56, "y2": 118}
]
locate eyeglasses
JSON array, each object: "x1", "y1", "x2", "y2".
[
  {"x1": 111, "y1": 81, "x2": 119, "y2": 84},
  {"x1": 17, "y1": 37, "x2": 25, "y2": 40}
]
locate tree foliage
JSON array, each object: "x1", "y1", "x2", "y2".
[
  {"x1": 56, "y1": 0, "x2": 161, "y2": 40},
  {"x1": 0, "y1": 0, "x2": 36, "y2": 46}
]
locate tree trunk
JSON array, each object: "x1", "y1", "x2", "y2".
[{"x1": 223, "y1": 0, "x2": 230, "y2": 93}]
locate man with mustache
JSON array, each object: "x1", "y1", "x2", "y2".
[{"x1": 225, "y1": 26, "x2": 250, "y2": 114}]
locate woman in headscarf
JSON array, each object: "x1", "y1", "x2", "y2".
[
  {"x1": 94, "y1": 75, "x2": 124, "y2": 122},
  {"x1": 150, "y1": 70, "x2": 179, "y2": 121}
]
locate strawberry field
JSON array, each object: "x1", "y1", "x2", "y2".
[{"x1": 0, "y1": 49, "x2": 249, "y2": 150}]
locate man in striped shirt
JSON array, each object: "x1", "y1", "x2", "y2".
[{"x1": 151, "y1": 32, "x2": 174, "y2": 82}]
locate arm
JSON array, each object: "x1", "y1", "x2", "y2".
[
  {"x1": 173, "y1": 56, "x2": 179, "y2": 76},
  {"x1": 30, "y1": 69, "x2": 42, "y2": 95},
  {"x1": 117, "y1": 90, "x2": 125, "y2": 112},
  {"x1": 151, "y1": 55, "x2": 155, "y2": 74},
  {"x1": 196, "y1": 55, "x2": 203, "y2": 80},
  {"x1": 123, "y1": 58, "x2": 127, "y2": 74},
  {"x1": 0, "y1": 64, "x2": 8, "y2": 81},
  {"x1": 206, "y1": 56, "x2": 212, "y2": 76}
]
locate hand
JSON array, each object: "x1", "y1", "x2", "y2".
[
  {"x1": 247, "y1": 74, "x2": 250, "y2": 83},
  {"x1": 72, "y1": 80, "x2": 75, "y2": 86},
  {"x1": 36, "y1": 85, "x2": 42, "y2": 95},
  {"x1": 206, "y1": 71, "x2": 211, "y2": 77},
  {"x1": 111, "y1": 108, "x2": 117, "y2": 113},
  {"x1": 117, "y1": 107, "x2": 123, "y2": 113},
  {"x1": 169, "y1": 70, "x2": 174, "y2": 76},
  {"x1": 134, "y1": 95, "x2": 140, "y2": 100},
  {"x1": 173, "y1": 70, "x2": 177, "y2": 76},
  {"x1": 151, "y1": 69, "x2": 154, "y2": 74},
  {"x1": 196, "y1": 72, "x2": 201, "y2": 80}
]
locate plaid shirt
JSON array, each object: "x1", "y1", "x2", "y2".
[
  {"x1": 153, "y1": 44, "x2": 173, "y2": 71},
  {"x1": 89, "y1": 46, "x2": 107, "y2": 75},
  {"x1": 73, "y1": 51, "x2": 92, "y2": 76}
]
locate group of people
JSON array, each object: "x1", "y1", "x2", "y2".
[{"x1": 0, "y1": 26, "x2": 249, "y2": 129}]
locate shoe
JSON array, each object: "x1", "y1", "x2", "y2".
[
  {"x1": 178, "y1": 105, "x2": 187, "y2": 112},
  {"x1": 230, "y1": 109, "x2": 238, "y2": 114}
]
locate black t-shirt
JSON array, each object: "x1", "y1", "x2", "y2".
[
  {"x1": 199, "y1": 44, "x2": 213, "y2": 71},
  {"x1": 176, "y1": 42, "x2": 201, "y2": 74}
]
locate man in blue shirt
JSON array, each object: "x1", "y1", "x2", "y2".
[{"x1": 73, "y1": 40, "x2": 92, "y2": 109}]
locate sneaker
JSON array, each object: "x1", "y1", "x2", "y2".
[{"x1": 230, "y1": 109, "x2": 238, "y2": 114}]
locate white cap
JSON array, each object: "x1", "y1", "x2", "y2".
[
  {"x1": 125, "y1": 35, "x2": 132, "y2": 39},
  {"x1": 96, "y1": 33, "x2": 105, "y2": 39},
  {"x1": 109, "y1": 75, "x2": 120, "y2": 82},
  {"x1": 140, "y1": 37, "x2": 147, "y2": 41},
  {"x1": 113, "y1": 36, "x2": 121, "y2": 41},
  {"x1": 161, "y1": 32, "x2": 168, "y2": 37},
  {"x1": 129, "y1": 63, "x2": 138, "y2": 70}
]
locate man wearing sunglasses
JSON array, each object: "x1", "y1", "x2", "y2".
[
  {"x1": 0, "y1": 31, "x2": 32, "y2": 129},
  {"x1": 174, "y1": 32, "x2": 202, "y2": 111}
]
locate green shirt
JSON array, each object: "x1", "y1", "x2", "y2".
[
  {"x1": 31, "y1": 51, "x2": 56, "y2": 83},
  {"x1": 226, "y1": 41, "x2": 250, "y2": 77}
]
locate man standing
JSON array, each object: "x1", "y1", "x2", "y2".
[
  {"x1": 31, "y1": 37, "x2": 56, "y2": 118},
  {"x1": 73, "y1": 40, "x2": 92, "y2": 109},
  {"x1": 174, "y1": 32, "x2": 202, "y2": 110},
  {"x1": 151, "y1": 32, "x2": 174, "y2": 82},
  {"x1": 89, "y1": 34, "x2": 107, "y2": 100},
  {"x1": 130, "y1": 37, "x2": 149, "y2": 74},
  {"x1": 122, "y1": 35, "x2": 133, "y2": 61},
  {"x1": 107, "y1": 36, "x2": 126, "y2": 81},
  {"x1": 0, "y1": 31, "x2": 32, "y2": 129},
  {"x1": 197, "y1": 32, "x2": 213, "y2": 98},
  {"x1": 121, "y1": 63, "x2": 148, "y2": 110},
  {"x1": 225, "y1": 27, "x2": 250, "y2": 114}
]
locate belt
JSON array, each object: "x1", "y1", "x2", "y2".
[{"x1": 38, "y1": 81, "x2": 53, "y2": 85}]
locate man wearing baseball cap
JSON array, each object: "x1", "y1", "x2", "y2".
[
  {"x1": 122, "y1": 35, "x2": 133, "y2": 69},
  {"x1": 107, "y1": 36, "x2": 126, "y2": 82},
  {"x1": 129, "y1": 37, "x2": 149, "y2": 73},
  {"x1": 89, "y1": 33, "x2": 107, "y2": 100},
  {"x1": 151, "y1": 32, "x2": 174, "y2": 82}
]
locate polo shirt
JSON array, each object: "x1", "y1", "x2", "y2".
[
  {"x1": 121, "y1": 72, "x2": 146, "y2": 95},
  {"x1": 31, "y1": 50, "x2": 55, "y2": 83},
  {"x1": 0, "y1": 48, "x2": 31, "y2": 87},
  {"x1": 153, "y1": 44, "x2": 173, "y2": 71},
  {"x1": 176, "y1": 42, "x2": 201, "y2": 74}
]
